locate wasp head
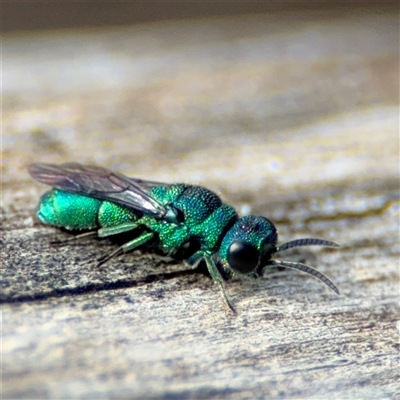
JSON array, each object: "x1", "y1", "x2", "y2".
[
  {"x1": 219, "y1": 215, "x2": 278, "y2": 276},
  {"x1": 218, "y1": 215, "x2": 340, "y2": 294}
]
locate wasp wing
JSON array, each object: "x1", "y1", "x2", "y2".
[
  {"x1": 121, "y1": 175, "x2": 167, "y2": 191},
  {"x1": 28, "y1": 163, "x2": 178, "y2": 222}
]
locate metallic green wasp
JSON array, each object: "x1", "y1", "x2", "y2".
[{"x1": 29, "y1": 163, "x2": 339, "y2": 313}]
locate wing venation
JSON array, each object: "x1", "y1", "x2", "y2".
[{"x1": 28, "y1": 162, "x2": 178, "y2": 222}]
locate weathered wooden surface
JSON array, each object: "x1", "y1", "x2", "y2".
[{"x1": 2, "y1": 10, "x2": 399, "y2": 399}]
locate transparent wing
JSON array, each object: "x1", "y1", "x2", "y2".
[
  {"x1": 28, "y1": 162, "x2": 178, "y2": 222},
  {"x1": 122, "y1": 175, "x2": 167, "y2": 190}
]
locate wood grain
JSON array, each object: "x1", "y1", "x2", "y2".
[{"x1": 2, "y1": 10, "x2": 399, "y2": 399}]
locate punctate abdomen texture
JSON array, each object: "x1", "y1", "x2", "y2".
[{"x1": 36, "y1": 189, "x2": 138, "y2": 230}]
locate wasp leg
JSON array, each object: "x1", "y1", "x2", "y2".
[
  {"x1": 51, "y1": 231, "x2": 98, "y2": 245},
  {"x1": 186, "y1": 250, "x2": 204, "y2": 267},
  {"x1": 203, "y1": 253, "x2": 237, "y2": 315},
  {"x1": 97, "y1": 231, "x2": 154, "y2": 267},
  {"x1": 51, "y1": 222, "x2": 140, "y2": 245},
  {"x1": 97, "y1": 222, "x2": 139, "y2": 238}
]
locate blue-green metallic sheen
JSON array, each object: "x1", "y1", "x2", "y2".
[
  {"x1": 219, "y1": 215, "x2": 278, "y2": 269},
  {"x1": 30, "y1": 162, "x2": 340, "y2": 313},
  {"x1": 37, "y1": 189, "x2": 138, "y2": 230},
  {"x1": 37, "y1": 185, "x2": 240, "y2": 264}
]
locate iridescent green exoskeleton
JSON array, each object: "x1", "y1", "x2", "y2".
[{"x1": 29, "y1": 163, "x2": 340, "y2": 313}]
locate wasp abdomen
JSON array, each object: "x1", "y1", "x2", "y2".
[{"x1": 37, "y1": 189, "x2": 139, "y2": 230}]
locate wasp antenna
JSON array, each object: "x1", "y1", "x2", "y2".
[
  {"x1": 276, "y1": 238, "x2": 340, "y2": 253},
  {"x1": 268, "y1": 260, "x2": 340, "y2": 295}
]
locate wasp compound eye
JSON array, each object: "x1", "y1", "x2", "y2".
[{"x1": 227, "y1": 240, "x2": 259, "y2": 274}]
